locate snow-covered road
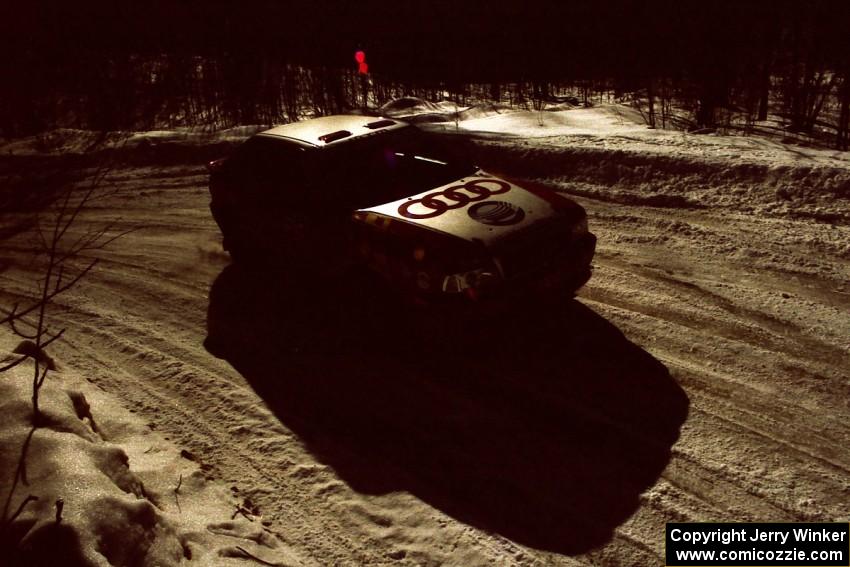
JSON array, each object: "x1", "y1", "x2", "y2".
[{"x1": 2, "y1": 107, "x2": 849, "y2": 565}]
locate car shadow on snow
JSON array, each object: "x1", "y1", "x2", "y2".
[{"x1": 205, "y1": 263, "x2": 689, "y2": 556}]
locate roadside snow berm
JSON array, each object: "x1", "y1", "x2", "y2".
[
  {"x1": 0, "y1": 361, "x2": 184, "y2": 566},
  {"x1": 0, "y1": 346, "x2": 304, "y2": 567}
]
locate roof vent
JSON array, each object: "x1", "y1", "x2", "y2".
[
  {"x1": 364, "y1": 119, "x2": 396, "y2": 130},
  {"x1": 318, "y1": 130, "x2": 352, "y2": 143}
]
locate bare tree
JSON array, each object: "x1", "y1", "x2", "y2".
[
  {"x1": 646, "y1": 78, "x2": 657, "y2": 128},
  {"x1": 837, "y1": 66, "x2": 850, "y2": 150},
  {"x1": 0, "y1": 163, "x2": 128, "y2": 425}
]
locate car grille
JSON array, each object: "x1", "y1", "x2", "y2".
[{"x1": 493, "y1": 221, "x2": 573, "y2": 280}]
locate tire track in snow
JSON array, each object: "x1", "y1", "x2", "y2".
[{"x1": 1, "y1": 161, "x2": 848, "y2": 565}]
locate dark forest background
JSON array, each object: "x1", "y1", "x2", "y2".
[{"x1": 2, "y1": 0, "x2": 850, "y2": 148}]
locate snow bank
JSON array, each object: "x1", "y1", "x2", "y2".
[
  {"x1": 0, "y1": 337, "x2": 303, "y2": 566},
  {"x1": 416, "y1": 104, "x2": 850, "y2": 224},
  {"x1": 379, "y1": 96, "x2": 465, "y2": 124},
  {"x1": 0, "y1": 126, "x2": 263, "y2": 168},
  {"x1": 380, "y1": 101, "x2": 850, "y2": 223},
  {"x1": 0, "y1": 127, "x2": 264, "y2": 157},
  {"x1": 3, "y1": 100, "x2": 848, "y2": 223},
  {"x1": 460, "y1": 139, "x2": 850, "y2": 220},
  {"x1": 442, "y1": 104, "x2": 649, "y2": 137},
  {"x1": 0, "y1": 365, "x2": 183, "y2": 566}
]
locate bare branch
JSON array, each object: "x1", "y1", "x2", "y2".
[
  {"x1": 8, "y1": 316, "x2": 38, "y2": 340},
  {"x1": 231, "y1": 505, "x2": 255, "y2": 522},
  {"x1": 53, "y1": 259, "x2": 99, "y2": 298},
  {"x1": 51, "y1": 185, "x2": 76, "y2": 244},
  {"x1": 55, "y1": 177, "x2": 104, "y2": 244},
  {"x1": 0, "y1": 303, "x2": 39, "y2": 331},
  {"x1": 56, "y1": 223, "x2": 135, "y2": 265},
  {"x1": 41, "y1": 328, "x2": 66, "y2": 349},
  {"x1": 36, "y1": 364, "x2": 49, "y2": 390},
  {"x1": 232, "y1": 546, "x2": 282, "y2": 567},
  {"x1": 174, "y1": 474, "x2": 183, "y2": 513},
  {"x1": 0, "y1": 302, "x2": 19, "y2": 325},
  {"x1": 0, "y1": 355, "x2": 27, "y2": 373},
  {"x1": 2, "y1": 305, "x2": 40, "y2": 340},
  {"x1": 4, "y1": 495, "x2": 38, "y2": 525},
  {"x1": 1, "y1": 426, "x2": 36, "y2": 520},
  {"x1": 58, "y1": 227, "x2": 108, "y2": 261},
  {"x1": 1, "y1": 259, "x2": 98, "y2": 327},
  {"x1": 53, "y1": 265, "x2": 65, "y2": 294},
  {"x1": 36, "y1": 223, "x2": 50, "y2": 254},
  {"x1": 95, "y1": 226, "x2": 136, "y2": 249}
]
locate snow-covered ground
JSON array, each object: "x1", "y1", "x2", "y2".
[
  {"x1": 0, "y1": 332, "x2": 303, "y2": 566},
  {"x1": 0, "y1": 101, "x2": 848, "y2": 565}
]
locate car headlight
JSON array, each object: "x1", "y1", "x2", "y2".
[
  {"x1": 442, "y1": 268, "x2": 498, "y2": 294},
  {"x1": 571, "y1": 217, "x2": 588, "y2": 237}
]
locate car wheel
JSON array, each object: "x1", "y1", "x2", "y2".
[
  {"x1": 560, "y1": 266, "x2": 592, "y2": 297},
  {"x1": 226, "y1": 236, "x2": 254, "y2": 265}
]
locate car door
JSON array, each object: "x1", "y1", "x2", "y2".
[{"x1": 228, "y1": 136, "x2": 313, "y2": 256}]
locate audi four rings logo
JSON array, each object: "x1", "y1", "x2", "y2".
[{"x1": 397, "y1": 178, "x2": 512, "y2": 220}]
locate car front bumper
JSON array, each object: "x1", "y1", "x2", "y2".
[{"x1": 413, "y1": 231, "x2": 597, "y2": 307}]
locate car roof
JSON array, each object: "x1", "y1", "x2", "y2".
[{"x1": 256, "y1": 115, "x2": 408, "y2": 148}]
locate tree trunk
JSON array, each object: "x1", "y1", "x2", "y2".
[
  {"x1": 646, "y1": 78, "x2": 656, "y2": 128},
  {"x1": 837, "y1": 72, "x2": 850, "y2": 151},
  {"x1": 757, "y1": 62, "x2": 770, "y2": 121},
  {"x1": 490, "y1": 82, "x2": 501, "y2": 103}
]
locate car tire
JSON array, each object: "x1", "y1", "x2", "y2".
[{"x1": 225, "y1": 235, "x2": 253, "y2": 265}]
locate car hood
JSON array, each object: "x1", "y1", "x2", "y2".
[{"x1": 357, "y1": 173, "x2": 576, "y2": 247}]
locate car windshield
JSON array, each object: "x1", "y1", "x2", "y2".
[{"x1": 310, "y1": 127, "x2": 478, "y2": 208}]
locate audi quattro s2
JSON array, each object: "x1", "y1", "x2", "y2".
[{"x1": 207, "y1": 114, "x2": 596, "y2": 301}]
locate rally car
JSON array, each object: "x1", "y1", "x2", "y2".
[{"x1": 207, "y1": 114, "x2": 595, "y2": 301}]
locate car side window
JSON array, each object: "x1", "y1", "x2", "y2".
[
  {"x1": 230, "y1": 136, "x2": 309, "y2": 207},
  {"x1": 310, "y1": 141, "x2": 401, "y2": 209}
]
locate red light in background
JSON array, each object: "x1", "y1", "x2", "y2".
[{"x1": 355, "y1": 50, "x2": 369, "y2": 74}]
